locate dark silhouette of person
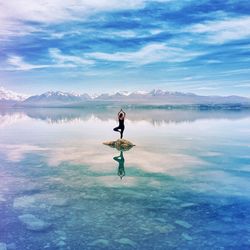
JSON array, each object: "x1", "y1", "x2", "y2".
[
  {"x1": 113, "y1": 109, "x2": 126, "y2": 139},
  {"x1": 113, "y1": 151, "x2": 125, "y2": 179}
]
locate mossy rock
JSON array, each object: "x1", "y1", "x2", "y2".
[{"x1": 103, "y1": 139, "x2": 135, "y2": 151}]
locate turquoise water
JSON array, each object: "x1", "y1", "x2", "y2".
[{"x1": 0, "y1": 108, "x2": 250, "y2": 250}]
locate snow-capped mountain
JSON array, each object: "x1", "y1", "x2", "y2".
[
  {"x1": 22, "y1": 91, "x2": 91, "y2": 107},
  {"x1": 0, "y1": 87, "x2": 30, "y2": 106},
  {"x1": 94, "y1": 89, "x2": 250, "y2": 104},
  {"x1": 0, "y1": 87, "x2": 29, "y2": 101},
  {"x1": 20, "y1": 89, "x2": 250, "y2": 106},
  {"x1": 1, "y1": 87, "x2": 250, "y2": 108}
]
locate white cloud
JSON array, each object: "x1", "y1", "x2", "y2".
[
  {"x1": 110, "y1": 30, "x2": 138, "y2": 38},
  {"x1": 3, "y1": 49, "x2": 94, "y2": 71},
  {"x1": 1, "y1": 0, "x2": 144, "y2": 23},
  {"x1": 206, "y1": 60, "x2": 221, "y2": 64},
  {"x1": 219, "y1": 68, "x2": 250, "y2": 76},
  {"x1": 87, "y1": 43, "x2": 202, "y2": 65},
  {"x1": 7, "y1": 56, "x2": 51, "y2": 71},
  {"x1": 192, "y1": 86, "x2": 220, "y2": 91},
  {"x1": 0, "y1": 0, "x2": 145, "y2": 38},
  {"x1": 233, "y1": 83, "x2": 250, "y2": 88},
  {"x1": 49, "y1": 48, "x2": 94, "y2": 65},
  {"x1": 0, "y1": 19, "x2": 41, "y2": 41},
  {"x1": 188, "y1": 15, "x2": 250, "y2": 44}
]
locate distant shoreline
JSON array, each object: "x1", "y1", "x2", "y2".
[{"x1": 1, "y1": 102, "x2": 250, "y2": 110}]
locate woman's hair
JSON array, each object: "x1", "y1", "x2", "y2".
[{"x1": 119, "y1": 113, "x2": 124, "y2": 118}]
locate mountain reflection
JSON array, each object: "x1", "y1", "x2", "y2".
[
  {"x1": 1, "y1": 108, "x2": 250, "y2": 126},
  {"x1": 113, "y1": 151, "x2": 125, "y2": 179}
]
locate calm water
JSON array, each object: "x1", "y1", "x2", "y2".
[{"x1": 0, "y1": 108, "x2": 250, "y2": 250}]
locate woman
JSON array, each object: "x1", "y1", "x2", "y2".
[{"x1": 113, "y1": 109, "x2": 126, "y2": 139}]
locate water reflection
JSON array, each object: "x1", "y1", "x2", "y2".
[
  {"x1": 113, "y1": 151, "x2": 125, "y2": 179},
  {"x1": 0, "y1": 107, "x2": 250, "y2": 249},
  {"x1": 1, "y1": 107, "x2": 250, "y2": 126}
]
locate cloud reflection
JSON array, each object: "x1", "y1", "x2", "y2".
[
  {"x1": 0, "y1": 142, "x2": 204, "y2": 176},
  {"x1": 0, "y1": 108, "x2": 249, "y2": 197},
  {"x1": 0, "y1": 144, "x2": 49, "y2": 162}
]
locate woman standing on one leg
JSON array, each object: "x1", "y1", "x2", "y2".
[{"x1": 113, "y1": 109, "x2": 126, "y2": 139}]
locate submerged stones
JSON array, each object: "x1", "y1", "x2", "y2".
[
  {"x1": 89, "y1": 239, "x2": 109, "y2": 248},
  {"x1": 13, "y1": 194, "x2": 69, "y2": 210},
  {"x1": 18, "y1": 214, "x2": 51, "y2": 232},
  {"x1": 182, "y1": 233, "x2": 193, "y2": 241},
  {"x1": 180, "y1": 202, "x2": 196, "y2": 208},
  {"x1": 55, "y1": 230, "x2": 67, "y2": 247},
  {"x1": 116, "y1": 238, "x2": 137, "y2": 247},
  {"x1": 156, "y1": 224, "x2": 175, "y2": 234},
  {"x1": 13, "y1": 196, "x2": 36, "y2": 209},
  {"x1": 175, "y1": 220, "x2": 192, "y2": 229},
  {"x1": 89, "y1": 238, "x2": 136, "y2": 248},
  {"x1": 0, "y1": 243, "x2": 7, "y2": 250},
  {"x1": 56, "y1": 241, "x2": 66, "y2": 247},
  {"x1": 0, "y1": 195, "x2": 6, "y2": 203},
  {"x1": 103, "y1": 139, "x2": 135, "y2": 151}
]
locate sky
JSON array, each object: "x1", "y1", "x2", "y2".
[{"x1": 0, "y1": 0, "x2": 250, "y2": 96}]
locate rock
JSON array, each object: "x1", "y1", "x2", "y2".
[
  {"x1": 175, "y1": 220, "x2": 192, "y2": 229},
  {"x1": 222, "y1": 217, "x2": 232, "y2": 222},
  {"x1": 50, "y1": 197, "x2": 69, "y2": 207},
  {"x1": 0, "y1": 242, "x2": 7, "y2": 250},
  {"x1": 6, "y1": 243, "x2": 16, "y2": 250},
  {"x1": 155, "y1": 218, "x2": 166, "y2": 223},
  {"x1": 18, "y1": 214, "x2": 51, "y2": 232},
  {"x1": 163, "y1": 197, "x2": 180, "y2": 203},
  {"x1": 0, "y1": 195, "x2": 6, "y2": 203},
  {"x1": 116, "y1": 238, "x2": 136, "y2": 247},
  {"x1": 56, "y1": 241, "x2": 66, "y2": 247},
  {"x1": 180, "y1": 203, "x2": 196, "y2": 208},
  {"x1": 182, "y1": 233, "x2": 192, "y2": 241},
  {"x1": 89, "y1": 239, "x2": 109, "y2": 248},
  {"x1": 13, "y1": 196, "x2": 36, "y2": 209},
  {"x1": 156, "y1": 224, "x2": 175, "y2": 233},
  {"x1": 103, "y1": 139, "x2": 135, "y2": 151}
]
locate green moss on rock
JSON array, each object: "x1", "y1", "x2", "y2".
[{"x1": 103, "y1": 139, "x2": 135, "y2": 151}]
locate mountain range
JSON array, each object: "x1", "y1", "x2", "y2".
[
  {"x1": 1, "y1": 87, "x2": 250, "y2": 108},
  {"x1": 0, "y1": 87, "x2": 29, "y2": 106}
]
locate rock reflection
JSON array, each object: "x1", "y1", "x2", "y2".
[{"x1": 113, "y1": 151, "x2": 125, "y2": 179}]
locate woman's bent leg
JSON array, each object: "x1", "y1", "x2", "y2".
[{"x1": 113, "y1": 126, "x2": 120, "y2": 132}]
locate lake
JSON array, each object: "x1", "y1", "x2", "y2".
[{"x1": 0, "y1": 108, "x2": 250, "y2": 249}]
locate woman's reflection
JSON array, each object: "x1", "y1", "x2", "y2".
[{"x1": 113, "y1": 151, "x2": 125, "y2": 179}]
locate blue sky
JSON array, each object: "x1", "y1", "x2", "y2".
[{"x1": 0, "y1": 0, "x2": 250, "y2": 96}]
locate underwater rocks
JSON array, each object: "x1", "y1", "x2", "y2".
[
  {"x1": 13, "y1": 194, "x2": 69, "y2": 210},
  {"x1": 156, "y1": 224, "x2": 175, "y2": 234},
  {"x1": 18, "y1": 214, "x2": 51, "y2": 232},
  {"x1": 6, "y1": 243, "x2": 16, "y2": 250},
  {"x1": 13, "y1": 196, "x2": 36, "y2": 209},
  {"x1": 0, "y1": 243, "x2": 7, "y2": 250},
  {"x1": 182, "y1": 233, "x2": 193, "y2": 241},
  {"x1": 180, "y1": 202, "x2": 196, "y2": 208},
  {"x1": 116, "y1": 238, "x2": 137, "y2": 247},
  {"x1": 54, "y1": 230, "x2": 67, "y2": 247},
  {"x1": 103, "y1": 139, "x2": 135, "y2": 151},
  {"x1": 0, "y1": 195, "x2": 6, "y2": 203},
  {"x1": 175, "y1": 220, "x2": 192, "y2": 229},
  {"x1": 89, "y1": 239, "x2": 109, "y2": 248}
]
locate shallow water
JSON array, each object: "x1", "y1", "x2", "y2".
[{"x1": 0, "y1": 108, "x2": 250, "y2": 250}]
